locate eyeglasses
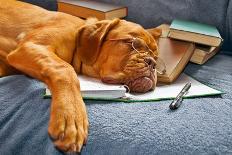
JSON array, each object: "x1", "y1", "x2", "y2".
[{"x1": 107, "y1": 37, "x2": 166, "y2": 75}]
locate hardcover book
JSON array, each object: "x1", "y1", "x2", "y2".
[
  {"x1": 57, "y1": 0, "x2": 127, "y2": 20},
  {"x1": 190, "y1": 45, "x2": 220, "y2": 65},
  {"x1": 157, "y1": 37, "x2": 195, "y2": 83},
  {"x1": 168, "y1": 19, "x2": 223, "y2": 46},
  {"x1": 158, "y1": 24, "x2": 221, "y2": 65}
]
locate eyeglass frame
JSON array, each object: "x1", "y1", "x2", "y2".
[{"x1": 106, "y1": 37, "x2": 166, "y2": 75}]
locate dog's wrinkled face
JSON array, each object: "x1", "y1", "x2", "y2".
[
  {"x1": 99, "y1": 21, "x2": 161, "y2": 93},
  {"x1": 73, "y1": 19, "x2": 162, "y2": 93}
]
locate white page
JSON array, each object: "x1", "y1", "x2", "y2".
[
  {"x1": 127, "y1": 73, "x2": 222, "y2": 101},
  {"x1": 78, "y1": 75, "x2": 127, "y2": 99},
  {"x1": 45, "y1": 75, "x2": 127, "y2": 99}
]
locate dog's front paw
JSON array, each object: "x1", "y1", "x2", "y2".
[{"x1": 48, "y1": 96, "x2": 89, "y2": 153}]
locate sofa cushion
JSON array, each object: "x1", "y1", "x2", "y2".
[
  {"x1": 224, "y1": 0, "x2": 232, "y2": 51},
  {"x1": 20, "y1": 0, "x2": 57, "y2": 11}
]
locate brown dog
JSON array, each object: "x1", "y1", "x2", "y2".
[{"x1": 0, "y1": 0, "x2": 161, "y2": 153}]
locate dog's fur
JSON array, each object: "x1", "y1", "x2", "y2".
[{"x1": 0, "y1": 0, "x2": 161, "y2": 153}]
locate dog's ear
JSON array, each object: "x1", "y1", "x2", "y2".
[
  {"x1": 146, "y1": 28, "x2": 162, "y2": 42},
  {"x1": 75, "y1": 18, "x2": 120, "y2": 65}
]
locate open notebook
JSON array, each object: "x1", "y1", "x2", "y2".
[
  {"x1": 45, "y1": 75, "x2": 127, "y2": 99},
  {"x1": 44, "y1": 74, "x2": 223, "y2": 102}
]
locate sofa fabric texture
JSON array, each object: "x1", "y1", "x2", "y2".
[
  {"x1": 20, "y1": 0, "x2": 57, "y2": 11},
  {"x1": 226, "y1": 0, "x2": 232, "y2": 51}
]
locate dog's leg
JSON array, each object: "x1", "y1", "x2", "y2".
[
  {"x1": 0, "y1": 50, "x2": 9, "y2": 76},
  {"x1": 0, "y1": 61, "x2": 17, "y2": 77},
  {"x1": 0, "y1": 61, "x2": 8, "y2": 77},
  {"x1": 0, "y1": 50, "x2": 18, "y2": 77},
  {"x1": 7, "y1": 42, "x2": 88, "y2": 152}
]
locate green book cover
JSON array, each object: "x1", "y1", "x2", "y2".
[{"x1": 170, "y1": 19, "x2": 222, "y2": 39}]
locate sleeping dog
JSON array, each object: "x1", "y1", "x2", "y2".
[{"x1": 0, "y1": 0, "x2": 161, "y2": 153}]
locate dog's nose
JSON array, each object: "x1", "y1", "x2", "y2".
[{"x1": 144, "y1": 57, "x2": 156, "y2": 69}]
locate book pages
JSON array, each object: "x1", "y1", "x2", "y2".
[
  {"x1": 127, "y1": 73, "x2": 222, "y2": 101},
  {"x1": 45, "y1": 75, "x2": 127, "y2": 99}
]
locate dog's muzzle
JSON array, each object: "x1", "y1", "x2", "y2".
[
  {"x1": 124, "y1": 57, "x2": 157, "y2": 93},
  {"x1": 126, "y1": 76, "x2": 154, "y2": 93}
]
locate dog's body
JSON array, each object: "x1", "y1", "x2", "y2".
[{"x1": 0, "y1": 0, "x2": 161, "y2": 153}]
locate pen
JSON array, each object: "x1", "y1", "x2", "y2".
[{"x1": 169, "y1": 82, "x2": 191, "y2": 110}]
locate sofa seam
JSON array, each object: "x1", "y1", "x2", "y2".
[{"x1": 225, "y1": 0, "x2": 231, "y2": 43}]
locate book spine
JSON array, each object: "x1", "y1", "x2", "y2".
[
  {"x1": 58, "y1": 2, "x2": 106, "y2": 20},
  {"x1": 168, "y1": 29, "x2": 221, "y2": 47},
  {"x1": 105, "y1": 7, "x2": 127, "y2": 19}
]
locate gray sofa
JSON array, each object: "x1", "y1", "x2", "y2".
[{"x1": 0, "y1": 0, "x2": 232, "y2": 155}]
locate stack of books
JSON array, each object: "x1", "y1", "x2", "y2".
[
  {"x1": 57, "y1": 0, "x2": 127, "y2": 20},
  {"x1": 155, "y1": 20, "x2": 223, "y2": 83},
  {"x1": 168, "y1": 19, "x2": 223, "y2": 65}
]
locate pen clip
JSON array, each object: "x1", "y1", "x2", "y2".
[{"x1": 183, "y1": 90, "x2": 189, "y2": 96}]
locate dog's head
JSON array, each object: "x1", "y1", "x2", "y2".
[{"x1": 73, "y1": 18, "x2": 162, "y2": 93}]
